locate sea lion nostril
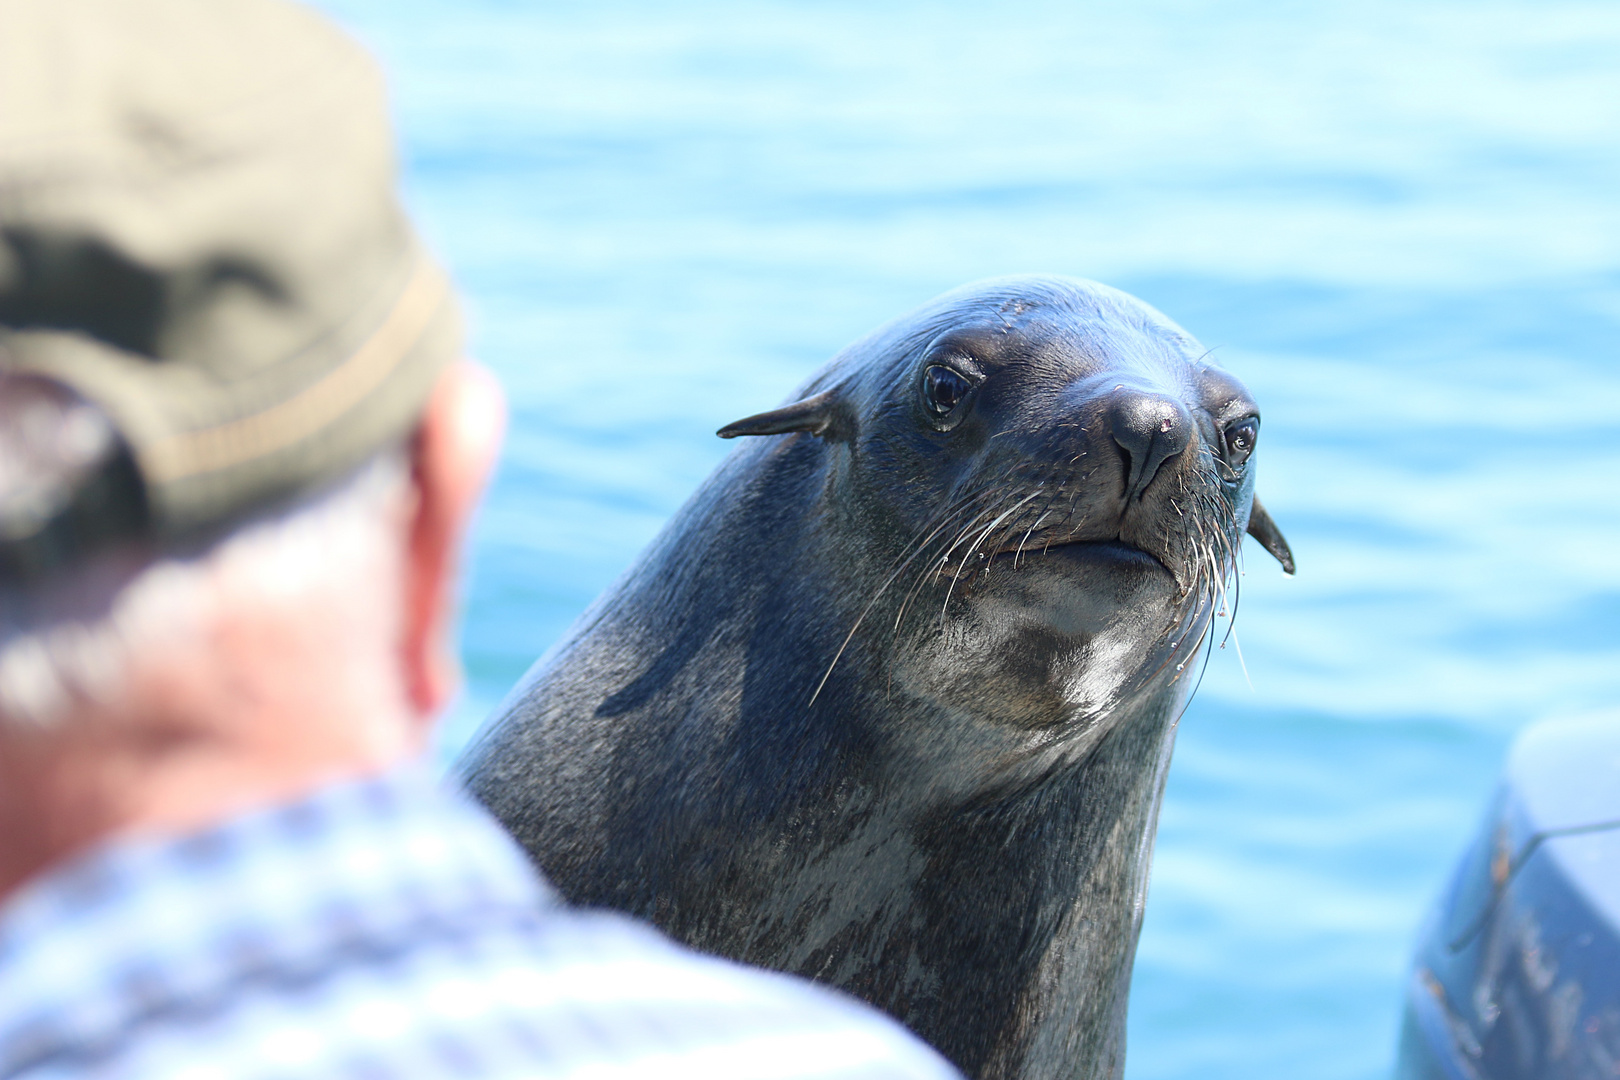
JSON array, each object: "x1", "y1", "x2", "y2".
[{"x1": 1107, "y1": 390, "x2": 1192, "y2": 501}]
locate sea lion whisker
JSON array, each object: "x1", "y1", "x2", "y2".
[
  {"x1": 936, "y1": 502, "x2": 1011, "y2": 583},
  {"x1": 895, "y1": 485, "x2": 1033, "y2": 627},
  {"x1": 1014, "y1": 508, "x2": 1055, "y2": 569},
  {"x1": 935, "y1": 497, "x2": 1013, "y2": 578},
  {"x1": 896, "y1": 556, "x2": 950, "y2": 632},
  {"x1": 915, "y1": 484, "x2": 1002, "y2": 542},
  {"x1": 879, "y1": 484, "x2": 1003, "y2": 589},
  {"x1": 1228, "y1": 624, "x2": 1254, "y2": 688},
  {"x1": 1179, "y1": 598, "x2": 1222, "y2": 698},
  {"x1": 1138, "y1": 588, "x2": 1218, "y2": 691},
  {"x1": 890, "y1": 493, "x2": 1012, "y2": 631},
  {"x1": 810, "y1": 488, "x2": 1007, "y2": 708},
  {"x1": 1218, "y1": 541, "x2": 1246, "y2": 650},
  {"x1": 939, "y1": 491, "x2": 1041, "y2": 621},
  {"x1": 1179, "y1": 573, "x2": 1224, "y2": 702},
  {"x1": 810, "y1": 541, "x2": 957, "y2": 708}
]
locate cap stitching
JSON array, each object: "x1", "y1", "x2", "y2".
[{"x1": 141, "y1": 257, "x2": 447, "y2": 483}]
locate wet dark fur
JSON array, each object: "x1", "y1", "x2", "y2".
[{"x1": 461, "y1": 276, "x2": 1288, "y2": 1080}]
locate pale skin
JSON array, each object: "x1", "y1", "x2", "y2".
[{"x1": 0, "y1": 362, "x2": 506, "y2": 902}]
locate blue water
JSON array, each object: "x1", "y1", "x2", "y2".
[{"x1": 314, "y1": 3, "x2": 1620, "y2": 1076}]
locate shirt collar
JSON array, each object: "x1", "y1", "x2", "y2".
[{"x1": 0, "y1": 764, "x2": 555, "y2": 1075}]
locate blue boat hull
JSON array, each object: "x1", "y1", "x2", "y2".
[{"x1": 1397, "y1": 716, "x2": 1620, "y2": 1079}]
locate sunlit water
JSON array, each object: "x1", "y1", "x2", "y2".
[{"x1": 314, "y1": 3, "x2": 1620, "y2": 1076}]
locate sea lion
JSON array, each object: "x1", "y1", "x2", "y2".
[{"x1": 460, "y1": 275, "x2": 1293, "y2": 1080}]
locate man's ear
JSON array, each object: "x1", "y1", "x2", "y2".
[
  {"x1": 717, "y1": 389, "x2": 844, "y2": 440},
  {"x1": 1246, "y1": 494, "x2": 1295, "y2": 575},
  {"x1": 402, "y1": 362, "x2": 506, "y2": 725}
]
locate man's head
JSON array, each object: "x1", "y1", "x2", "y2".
[{"x1": 0, "y1": 0, "x2": 504, "y2": 897}]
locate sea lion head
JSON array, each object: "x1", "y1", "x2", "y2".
[{"x1": 720, "y1": 275, "x2": 1292, "y2": 759}]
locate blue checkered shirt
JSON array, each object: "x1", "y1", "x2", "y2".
[{"x1": 0, "y1": 767, "x2": 959, "y2": 1080}]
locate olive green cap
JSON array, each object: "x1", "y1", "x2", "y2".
[{"x1": 0, "y1": 0, "x2": 460, "y2": 574}]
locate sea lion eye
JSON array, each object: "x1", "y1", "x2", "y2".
[
  {"x1": 923, "y1": 365, "x2": 973, "y2": 419},
  {"x1": 1222, "y1": 418, "x2": 1259, "y2": 466}
]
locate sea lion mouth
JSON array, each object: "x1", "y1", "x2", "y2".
[
  {"x1": 987, "y1": 536, "x2": 1176, "y2": 579},
  {"x1": 1045, "y1": 538, "x2": 1167, "y2": 568}
]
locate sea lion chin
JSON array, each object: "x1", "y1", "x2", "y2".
[{"x1": 460, "y1": 275, "x2": 1293, "y2": 1080}]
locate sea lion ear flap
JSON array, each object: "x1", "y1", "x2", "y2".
[
  {"x1": 717, "y1": 388, "x2": 843, "y2": 440},
  {"x1": 1246, "y1": 495, "x2": 1296, "y2": 575}
]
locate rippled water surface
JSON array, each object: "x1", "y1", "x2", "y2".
[{"x1": 315, "y1": 3, "x2": 1620, "y2": 1076}]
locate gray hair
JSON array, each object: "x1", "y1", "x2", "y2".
[{"x1": 0, "y1": 453, "x2": 411, "y2": 729}]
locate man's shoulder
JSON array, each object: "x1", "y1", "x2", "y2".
[
  {"x1": 77, "y1": 901, "x2": 961, "y2": 1080},
  {"x1": 505, "y1": 904, "x2": 960, "y2": 1078},
  {"x1": 0, "y1": 768, "x2": 959, "y2": 1080},
  {"x1": 208, "y1": 900, "x2": 960, "y2": 1080}
]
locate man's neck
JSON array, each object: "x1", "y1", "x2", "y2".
[{"x1": 0, "y1": 716, "x2": 413, "y2": 903}]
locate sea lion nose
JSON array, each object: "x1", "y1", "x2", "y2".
[{"x1": 1106, "y1": 389, "x2": 1192, "y2": 501}]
